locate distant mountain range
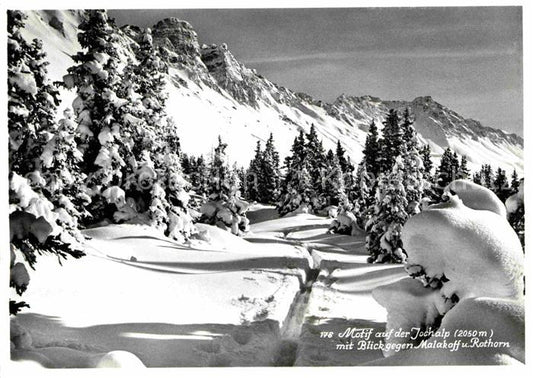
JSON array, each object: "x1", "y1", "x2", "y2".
[{"x1": 21, "y1": 10, "x2": 523, "y2": 174}]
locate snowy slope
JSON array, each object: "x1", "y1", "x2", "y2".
[{"x1": 19, "y1": 10, "x2": 523, "y2": 175}]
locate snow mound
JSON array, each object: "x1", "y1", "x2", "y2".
[
  {"x1": 403, "y1": 195, "x2": 523, "y2": 300},
  {"x1": 445, "y1": 179, "x2": 506, "y2": 217},
  {"x1": 366, "y1": 297, "x2": 524, "y2": 365},
  {"x1": 95, "y1": 351, "x2": 146, "y2": 368},
  {"x1": 372, "y1": 278, "x2": 452, "y2": 357}
]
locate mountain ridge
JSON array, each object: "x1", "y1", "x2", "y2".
[{"x1": 20, "y1": 10, "x2": 523, "y2": 175}]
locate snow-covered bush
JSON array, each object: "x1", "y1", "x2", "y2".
[{"x1": 200, "y1": 137, "x2": 250, "y2": 235}]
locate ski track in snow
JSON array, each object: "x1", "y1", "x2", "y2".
[{"x1": 10, "y1": 206, "x2": 408, "y2": 368}]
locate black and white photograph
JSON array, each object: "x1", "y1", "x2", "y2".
[{"x1": 2, "y1": 0, "x2": 528, "y2": 373}]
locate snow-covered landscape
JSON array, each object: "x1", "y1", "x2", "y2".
[{"x1": 6, "y1": 7, "x2": 525, "y2": 371}]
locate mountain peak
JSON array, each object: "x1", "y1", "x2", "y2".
[
  {"x1": 412, "y1": 95, "x2": 434, "y2": 104},
  {"x1": 152, "y1": 17, "x2": 200, "y2": 57}
]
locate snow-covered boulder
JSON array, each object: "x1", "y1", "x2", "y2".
[
  {"x1": 403, "y1": 195, "x2": 523, "y2": 300},
  {"x1": 445, "y1": 179, "x2": 506, "y2": 217}
]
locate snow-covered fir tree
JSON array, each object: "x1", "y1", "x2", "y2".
[
  {"x1": 8, "y1": 10, "x2": 84, "y2": 315},
  {"x1": 363, "y1": 120, "x2": 381, "y2": 180},
  {"x1": 419, "y1": 144, "x2": 433, "y2": 180},
  {"x1": 260, "y1": 133, "x2": 281, "y2": 204},
  {"x1": 278, "y1": 131, "x2": 314, "y2": 216},
  {"x1": 305, "y1": 125, "x2": 327, "y2": 209},
  {"x1": 245, "y1": 141, "x2": 263, "y2": 202},
  {"x1": 366, "y1": 109, "x2": 427, "y2": 263},
  {"x1": 435, "y1": 147, "x2": 459, "y2": 189},
  {"x1": 365, "y1": 168, "x2": 409, "y2": 263},
  {"x1": 352, "y1": 160, "x2": 371, "y2": 222},
  {"x1": 64, "y1": 10, "x2": 132, "y2": 221},
  {"x1": 335, "y1": 140, "x2": 355, "y2": 196},
  {"x1": 147, "y1": 118, "x2": 196, "y2": 242},
  {"x1": 323, "y1": 150, "x2": 348, "y2": 207},
  {"x1": 480, "y1": 164, "x2": 494, "y2": 189},
  {"x1": 200, "y1": 137, "x2": 250, "y2": 235},
  {"x1": 457, "y1": 155, "x2": 470, "y2": 179},
  {"x1": 510, "y1": 169, "x2": 520, "y2": 193},
  {"x1": 64, "y1": 13, "x2": 195, "y2": 241},
  {"x1": 379, "y1": 110, "x2": 403, "y2": 173},
  {"x1": 398, "y1": 109, "x2": 427, "y2": 214},
  {"x1": 493, "y1": 167, "x2": 510, "y2": 202}
]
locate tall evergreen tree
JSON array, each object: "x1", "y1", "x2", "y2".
[
  {"x1": 457, "y1": 155, "x2": 470, "y2": 180},
  {"x1": 64, "y1": 10, "x2": 131, "y2": 221},
  {"x1": 363, "y1": 120, "x2": 381, "y2": 179},
  {"x1": 8, "y1": 10, "x2": 84, "y2": 315},
  {"x1": 510, "y1": 169, "x2": 520, "y2": 194},
  {"x1": 473, "y1": 171, "x2": 482, "y2": 185},
  {"x1": 335, "y1": 140, "x2": 355, "y2": 193},
  {"x1": 481, "y1": 164, "x2": 494, "y2": 189},
  {"x1": 323, "y1": 150, "x2": 348, "y2": 207},
  {"x1": 200, "y1": 137, "x2": 250, "y2": 235},
  {"x1": 436, "y1": 148, "x2": 458, "y2": 188},
  {"x1": 366, "y1": 113, "x2": 427, "y2": 264},
  {"x1": 260, "y1": 133, "x2": 281, "y2": 203},
  {"x1": 245, "y1": 141, "x2": 263, "y2": 202},
  {"x1": 305, "y1": 124, "x2": 327, "y2": 208},
  {"x1": 379, "y1": 110, "x2": 404, "y2": 173},
  {"x1": 419, "y1": 144, "x2": 433, "y2": 180},
  {"x1": 278, "y1": 132, "x2": 313, "y2": 215},
  {"x1": 493, "y1": 167, "x2": 510, "y2": 202},
  {"x1": 353, "y1": 159, "x2": 371, "y2": 225}
]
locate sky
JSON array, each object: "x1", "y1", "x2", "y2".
[{"x1": 109, "y1": 7, "x2": 523, "y2": 136}]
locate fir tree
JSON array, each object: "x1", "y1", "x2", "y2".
[
  {"x1": 323, "y1": 150, "x2": 348, "y2": 207},
  {"x1": 200, "y1": 137, "x2": 250, "y2": 235},
  {"x1": 278, "y1": 132, "x2": 313, "y2": 216},
  {"x1": 8, "y1": 10, "x2": 84, "y2": 315},
  {"x1": 335, "y1": 140, "x2": 355, "y2": 193},
  {"x1": 510, "y1": 169, "x2": 520, "y2": 194},
  {"x1": 481, "y1": 164, "x2": 494, "y2": 189},
  {"x1": 363, "y1": 120, "x2": 381, "y2": 179},
  {"x1": 353, "y1": 160, "x2": 371, "y2": 225},
  {"x1": 436, "y1": 148, "x2": 458, "y2": 189},
  {"x1": 305, "y1": 125, "x2": 327, "y2": 208},
  {"x1": 493, "y1": 167, "x2": 510, "y2": 202},
  {"x1": 245, "y1": 141, "x2": 263, "y2": 202},
  {"x1": 366, "y1": 170, "x2": 409, "y2": 263},
  {"x1": 260, "y1": 133, "x2": 281, "y2": 204},
  {"x1": 457, "y1": 155, "x2": 470, "y2": 180},
  {"x1": 366, "y1": 114, "x2": 427, "y2": 263},
  {"x1": 65, "y1": 10, "x2": 131, "y2": 220},
  {"x1": 419, "y1": 144, "x2": 433, "y2": 179},
  {"x1": 379, "y1": 110, "x2": 404, "y2": 173},
  {"x1": 473, "y1": 171, "x2": 482, "y2": 185}
]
